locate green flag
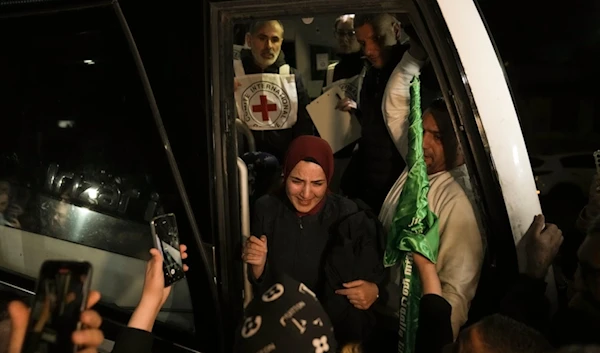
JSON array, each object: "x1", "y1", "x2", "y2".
[{"x1": 383, "y1": 76, "x2": 440, "y2": 353}]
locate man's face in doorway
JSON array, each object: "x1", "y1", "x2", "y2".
[
  {"x1": 355, "y1": 16, "x2": 399, "y2": 69},
  {"x1": 422, "y1": 110, "x2": 447, "y2": 175},
  {"x1": 356, "y1": 23, "x2": 384, "y2": 68},
  {"x1": 336, "y1": 18, "x2": 361, "y2": 54},
  {"x1": 246, "y1": 21, "x2": 284, "y2": 69}
]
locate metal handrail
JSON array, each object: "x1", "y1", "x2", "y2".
[
  {"x1": 237, "y1": 157, "x2": 253, "y2": 307},
  {"x1": 235, "y1": 119, "x2": 256, "y2": 153}
]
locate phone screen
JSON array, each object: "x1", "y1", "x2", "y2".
[
  {"x1": 23, "y1": 261, "x2": 92, "y2": 353},
  {"x1": 151, "y1": 214, "x2": 185, "y2": 286}
]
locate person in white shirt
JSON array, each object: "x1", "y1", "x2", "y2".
[{"x1": 376, "y1": 48, "x2": 484, "y2": 339}]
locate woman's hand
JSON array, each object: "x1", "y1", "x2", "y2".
[
  {"x1": 129, "y1": 244, "x2": 189, "y2": 332},
  {"x1": 144, "y1": 244, "x2": 189, "y2": 307},
  {"x1": 9, "y1": 291, "x2": 104, "y2": 353},
  {"x1": 243, "y1": 235, "x2": 268, "y2": 279},
  {"x1": 335, "y1": 280, "x2": 379, "y2": 310},
  {"x1": 413, "y1": 253, "x2": 442, "y2": 295}
]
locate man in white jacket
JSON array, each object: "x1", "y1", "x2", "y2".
[{"x1": 375, "y1": 47, "x2": 484, "y2": 339}]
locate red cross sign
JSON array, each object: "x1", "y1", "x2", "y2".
[{"x1": 252, "y1": 95, "x2": 277, "y2": 121}]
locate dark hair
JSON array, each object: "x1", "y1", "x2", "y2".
[
  {"x1": 334, "y1": 15, "x2": 349, "y2": 29},
  {"x1": 474, "y1": 314, "x2": 552, "y2": 353},
  {"x1": 249, "y1": 20, "x2": 284, "y2": 36},
  {"x1": 303, "y1": 157, "x2": 321, "y2": 166},
  {"x1": 353, "y1": 13, "x2": 398, "y2": 31},
  {"x1": 426, "y1": 99, "x2": 460, "y2": 169}
]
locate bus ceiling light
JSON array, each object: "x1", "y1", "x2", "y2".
[
  {"x1": 301, "y1": 17, "x2": 314, "y2": 24},
  {"x1": 87, "y1": 188, "x2": 99, "y2": 200},
  {"x1": 57, "y1": 120, "x2": 75, "y2": 129},
  {"x1": 83, "y1": 59, "x2": 95, "y2": 65}
]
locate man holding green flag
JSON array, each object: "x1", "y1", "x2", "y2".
[
  {"x1": 371, "y1": 47, "x2": 484, "y2": 352},
  {"x1": 383, "y1": 75, "x2": 440, "y2": 353}
]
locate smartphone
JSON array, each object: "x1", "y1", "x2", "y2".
[
  {"x1": 22, "y1": 261, "x2": 93, "y2": 353},
  {"x1": 594, "y1": 150, "x2": 600, "y2": 173},
  {"x1": 150, "y1": 213, "x2": 185, "y2": 286}
]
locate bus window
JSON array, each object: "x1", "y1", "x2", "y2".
[{"x1": 0, "y1": 4, "x2": 215, "y2": 349}]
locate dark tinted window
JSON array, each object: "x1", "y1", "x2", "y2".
[
  {"x1": 529, "y1": 156, "x2": 545, "y2": 169},
  {"x1": 560, "y1": 154, "x2": 595, "y2": 169},
  {"x1": 0, "y1": 5, "x2": 202, "y2": 337},
  {"x1": 479, "y1": 0, "x2": 599, "y2": 282}
]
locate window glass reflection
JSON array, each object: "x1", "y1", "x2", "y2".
[{"x1": 0, "y1": 6, "x2": 195, "y2": 333}]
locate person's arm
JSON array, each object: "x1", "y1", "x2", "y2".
[
  {"x1": 435, "y1": 195, "x2": 483, "y2": 338},
  {"x1": 111, "y1": 328, "x2": 154, "y2": 353},
  {"x1": 335, "y1": 210, "x2": 383, "y2": 311},
  {"x1": 499, "y1": 215, "x2": 562, "y2": 333},
  {"x1": 381, "y1": 51, "x2": 426, "y2": 159},
  {"x1": 498, "y1": 273, "x2": 550, "y2": 332},
  {"x1": 292, "y1": 72, "x2": 315, "y2": 137},
  {"x1": 247, "y1": 196, "x2": 273, "y2": 288},
  {"x1": 112, "y1": 246, "x2": 189, "y2": 353},
  {"x1": 9, "y1": 292, "x2": 104, "y2": 353},
  {"x1": 413, "y1": 253, "x2": 453, "y2": 353}
]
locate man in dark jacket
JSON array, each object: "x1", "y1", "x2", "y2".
[
  {"x1": 235, "y1": 20, "x2": 314, "y2": 163},
  {"x1": 323, "y1": 15, "x2": 366, "y2": 192},
  {"x1": 323, "y1": 14, "x2": 365, "y2": 97},
  {"x1": 338, "y1": 13, "x2": 408, "y2": 213}
]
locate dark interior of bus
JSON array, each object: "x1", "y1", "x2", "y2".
[{"x1": 0, "y1": 0, "x2": 526, "y2": 352}]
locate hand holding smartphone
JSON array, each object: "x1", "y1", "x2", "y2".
[
  {"x1": 22, "y1": 261, "x2": 92, "y2": 353},
  {"x1": 150, "y1": 213, "x2": 186, "y2": 287}
]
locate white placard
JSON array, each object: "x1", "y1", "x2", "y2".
[{"x1": 307, "y1": 85, "x2": 361, "y2": 153}]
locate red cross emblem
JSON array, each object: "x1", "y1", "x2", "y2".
[{"x1": 252, "y1": 95, "x2": 278, "y2": 121}]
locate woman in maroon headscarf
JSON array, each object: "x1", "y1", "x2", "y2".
[{"x1": 242, "y1": 135, "x2": 385, "y2": 345}]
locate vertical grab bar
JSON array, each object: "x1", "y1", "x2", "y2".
[
  {"x1": 236, "y1": 119, "x2": 256, "y2": 153},
  {"x1": 237, "y1": 157, "x2": 253, "y2": 307}
]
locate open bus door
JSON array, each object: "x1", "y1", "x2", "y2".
[{"x1": 209, "y1": 0, "x2": 556, "y2": 347}]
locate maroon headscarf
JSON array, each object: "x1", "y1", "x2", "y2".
[{"x1": 283, "y1": 136, "x2": 334, "y2": 216}]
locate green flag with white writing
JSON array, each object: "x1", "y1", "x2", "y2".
[{"x1": 383, "y1": 76, "x2": 440, "y2": 353}]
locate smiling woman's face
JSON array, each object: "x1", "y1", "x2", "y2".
[{"x1": 285, "y1": 161, "x2": 328, "y2": 213}]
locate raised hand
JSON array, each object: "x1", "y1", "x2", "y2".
[
  {"x1": 9, "y1": 291, "x2": 104, "y2": 353},
  {"x1": 523, "y1": 215, "x2": 564, "y2": 279}
]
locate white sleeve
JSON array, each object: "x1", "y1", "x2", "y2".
[
  {"x1": 381, "y1": 51, "x2": 426, "y2": 159},
  {"x1": 435, "y1": 194, "x2": 484, "y2": 339}
]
